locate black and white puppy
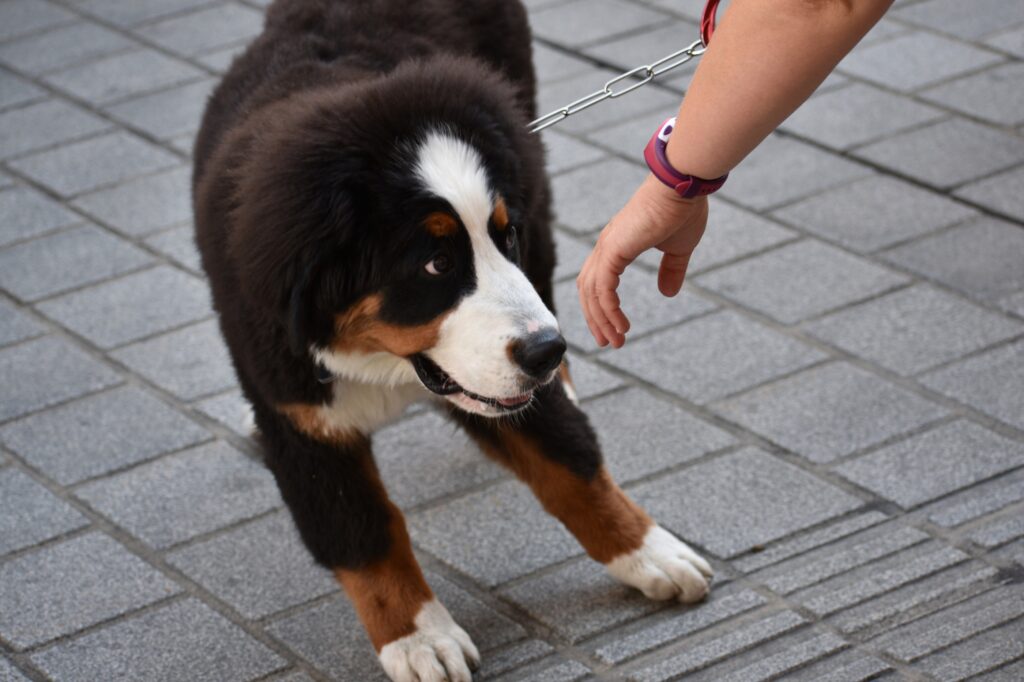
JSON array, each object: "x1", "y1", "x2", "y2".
[{"x1": 193, "y1": 1, "x2": 712, "y2": 679}]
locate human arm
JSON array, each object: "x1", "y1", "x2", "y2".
[{"x1": 577, "y1": 0, "x2": 893, "y2": 348}]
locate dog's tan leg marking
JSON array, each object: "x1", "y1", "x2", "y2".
[
  {"x1": 334, "y1": 465, "x2": 479, "y2": 682},
  {"x1": 478, "y1": 428, "x2": 650, "y2": 563},
  {"x1": 478, "y1": 427, "x2": 712, "y2": 602}
]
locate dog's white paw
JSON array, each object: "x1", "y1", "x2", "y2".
[
  {"x1": 606, "y1": 525, "x2": 713, "y2": 603},
  {"x1": 379, "y1": 599, "x2": 480, "y2": 682}
]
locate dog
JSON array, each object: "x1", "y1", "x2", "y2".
[{"x1": 192, "y1": 1, "x2": 712, "y2": 679}]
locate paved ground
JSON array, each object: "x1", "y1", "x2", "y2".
[{"x1": 1, "y1": 0, "x2": 1023, "y2": 680}]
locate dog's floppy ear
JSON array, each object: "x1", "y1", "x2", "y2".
[{"x1": 228, "y1": 121, "x2": 368, "y2": 358}]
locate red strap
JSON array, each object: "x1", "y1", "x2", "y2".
[{"x1": 700, "y1": 0, "x2": 721, "y2": 47}]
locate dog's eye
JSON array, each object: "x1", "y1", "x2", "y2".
[{"x1": 425, "y1": 253, "x2": 452, "y2": 276}]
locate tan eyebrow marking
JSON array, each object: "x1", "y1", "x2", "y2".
[
  {"x1": 424, "y1": 211, "x2": 458, "y2": 237},
  {"x1": 492, "y1": 196, "x2": 509, "y2": 231}
]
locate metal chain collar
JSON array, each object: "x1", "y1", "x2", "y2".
[{"x1": 527, "y1": 38, "x2": 706, "y2": 134}]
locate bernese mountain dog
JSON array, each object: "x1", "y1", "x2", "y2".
[{"x1": 192, "y1": 1, "x2": 712, "y2": 679}]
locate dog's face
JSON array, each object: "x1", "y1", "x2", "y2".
[{"x1": 230, "y1": 66, "x2": 562, "y2": 417}]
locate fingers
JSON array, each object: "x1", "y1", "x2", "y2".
[
  {"x1": 657, "y1": 252, "x2": 691, "y2": 297},
  {"x1": 577, "y1": 246, "x2": 631, "y2": 348}
]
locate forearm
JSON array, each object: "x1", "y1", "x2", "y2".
[{"x1": 667, "y1": 0, "x2": 892, "y2": 178}]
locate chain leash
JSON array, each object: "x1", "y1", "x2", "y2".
[{"x1": 527, "y1": 0, "x2": 721, "y2": 134}]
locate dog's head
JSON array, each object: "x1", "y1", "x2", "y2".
[{"x1": 228, "y1": 57, "x2": 563, "y2": 417}]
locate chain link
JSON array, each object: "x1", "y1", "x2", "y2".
[{"x1": 527, "y1": 38, "x2": 706, "y2": 134}]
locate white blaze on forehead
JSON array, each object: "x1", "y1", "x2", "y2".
[{"x1": 414, "y1": 130, "x2": 492, "y2": 232}]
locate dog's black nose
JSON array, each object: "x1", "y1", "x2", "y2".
[{"x1": 512, "y1": 329, "x2": 566, "y2": 379}]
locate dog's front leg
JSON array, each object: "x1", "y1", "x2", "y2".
[
  {"x1": 454, "y1": 382, "x2": 713, "y2": 602},
  {"x1": 263, "y1": 421, "x2": 479, "y2": 682}
]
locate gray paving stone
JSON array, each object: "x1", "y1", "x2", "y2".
[
  {"x1": 602, "y1": 310, "x2": 827, "y2": 403},
  {"x1": 835, "y1": 421, "x2": 1024, "y2": 509},
  {"x1": 592, "y1": 584, "x2": 767, "y2": 664},
  {"x1": 687, "y1": 628, "x2": 847, "y2": 682},
  {"x1": 806, "y1": 285, "x2": 1023, "y2": 376},
  {"x1": 530, "y1": 0, "x2": 666, "y2": 48},
  {"x1": 969, "y1": 513, "x2": 1024, "y2": 549},
  {"x1": 42, "y1": 49, "x2": 204, "y2": 106},
  {"x1": 111, "y1": 319, "x2": 238, "y2": 400},
  {"x1": 537, "y1": 70, "x2": 680, "y2": 135},
  {"x1": 0, "y1": 69, "x2": 44, "y2": 110},
  {"x1": 410, "y1": 480, "x2": 580, "y2": 586},
  {"x1": 37, "y1": 265, "x2": 212, "y2": 348},
  {"x1": 0, "y1": 225, "x2": 152, "y2": 301},
  {"x1": 751, "y1": 523, "x2": 929, "y2": 596},
  {"x1": 582, "y1": 20, "x2": 700, "y2": 89},
  {"x1": 733, "y1": 511, "x2": 889, "y2": 573},
  {"x1": 75, "y1": 441, "x2": 279, "y2": 549},
  {"x1": 497, "y1": 658, "x2": 591, "y2": 682},
  {"x1": 973, "y1": 659, "x2": 1024, "y2": 682},
  {"x1": 0, "y1": 0, "x2": 75, "y2": 43},
  {"x1": 0, "y1": 186, "x2": 81, "y2": 248},
  {"x1": 72, "y1": 166, "x2": 192, "y2": 236},
  {"x1": 374, "y1": 410, "x2": 505, "y2": 509},
  {"x1": 551, "y1": 156, "x2": 649, "y2": 234},
  {"x1": 194, "y1": 389, "x2": 255, "y2": 437},
  {"x1": 0, "y1": 660, "x2": 30, "y2": 682},
  {"x1": 0, "y1": 298, "x2": 43, "y2": 346},
  {"x1": 781, "y1": 83, "x2": 944, "y2": 150},
  {"x1": 0, "y1": 99, "x2": 110, "y2": 159},
  {"x1": 0, "y1": 532, "x2": 179, "y2": 649},
  {"x1": 782, "y1": 648, "x2": 891, "y2": 682},
  {"x1": 987, "y1": 25, "x2": 1024, "y2": 58},
  {"x1": 627, "y1": 610, "x2": 807, "y2": 682},
  {"x1": 921, "y1": 62, "x2": 1024, "y2": 127},
  {"x1": 69, "y1": 0, "x2": 214, "y2": 27},
  {"x1": 145, "y1": 225, "x2": 204, "y2": 273},
  {"x1": 168, "y1": 513, "x2": 335, "y2": 619},
  {"x1": 585, "y1": 387, "x2": 734, "y2": 482},
  {"x1": 921, "y1": 340, "x2": 1024, "y2": 431},
  {"x1": 542, "y1": 131, "x2": 605, "y2": 177},
  {"x1": 106, "y1": 78, "x2": 216, "y2": 141},
  {"x1": 926, "y1": 468, "x2": 1024, "y2": 527},
  {"x1": 718, "y1": 135, "x2": 871, "y2": 211},
  {"x1": 565, "y1": 353, "x2": 626, "y2": 400},
  {"x1": 0, "y1": 386, "x2": 210, "y2": 485},
  {"x1": 266, "y1": 596, "x2": 387, "y2": 682},
  {"x1": 632, "y1": 448, "x2": 862, "y2": 558},
  {"x1": 838, "y1": 31, "x2": 1003, "y2": 91},
  {"x1": 998, "y1": 290, "x2": 1024, "y2": 318},
  {"x1": 269, "y1": 571, "x2": 524, "y2": 680},
  {"x1": 584, "y1": 112, "x2": 664, "y2": 161},
  {"x1": 885, "y1": 217, "x2": 1024, "y2": 305},
  {"x1": 0, "y1": 468, "x2": 88, "y2": 556},
  {"x1": 956, "y1": 164, "x2": 1024, "y2": 223},
  {"x1": 197, "y1": 42, "x2": 248, "y2": 73},
  {"x1": 855, "y1": 119, "x2": 1024, "y2": 190},
  {"x1": 552, "y1": 229, "x2": 592, "y2": 281},
  {"x1": 773, "y1": 175, "x2": 977, "y2": 253},
  {"x1": 555, "y1": 266, "x2": 716, "y2": 350},
  {"x1": 915, "y1": 619, "x2": 1024, "y2": 681},
  {"x1": 9, "y1": 132, "x2": 180, "y2": 197},
  {"x1": 533, "y1": 43, "x2": 592, "y2": 84},
  {"x1": 678, "y1": 200, "x2": 797, "y2": 273},
  {"x1": 0, "y1": 336, "x2": 120, "y2": 422},
  {"x1": 499, "y1": 558, "x2": 661, "y2": 643},
  {"x1": 0, "y1": 22, "x2": 135, "y2": 76},
  {"x1": 895, "y1": 0, "x2": 1024, "y2": 40},
  {"x1": 477, "y1": 640, "x2": 555, "y2": 680},
  {"x1": 139, "y1": 3, "x2": 265, "y2": 57},
  {"x1": 696, "y1": 240, "x2": 908, "y2": 325},
  {"x1": 829, "y1": 560, "x2": 999, "y2": 637},
  {"x1": 792, "y1": 541, "x2": 970, "y2": 616},
  {"x1": 31, "y1": 598, "x2": 286, "y2": 682}
]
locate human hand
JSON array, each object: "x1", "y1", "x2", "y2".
[{"x1": 576, "y1": 174, "x2": 709, "y2": 348}]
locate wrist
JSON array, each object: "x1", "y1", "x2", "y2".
[{"x1": 644, "y1": 117, "x2": 728, "y2": 198}]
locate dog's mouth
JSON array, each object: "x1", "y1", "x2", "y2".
[{"x1": 411, "y1": 354, "x2": 534, "y2": 413}]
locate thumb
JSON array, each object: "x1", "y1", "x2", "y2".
[{"x1": 658, "y1": 252, "x2": 691, "y2": 297}]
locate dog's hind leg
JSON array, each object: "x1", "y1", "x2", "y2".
[
  {"x1": 452, "y1": 382, "x2": 713, "y2": 603},
  {"x1": 261, "y1": 418, "x2": 479, "y2": 682}
]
